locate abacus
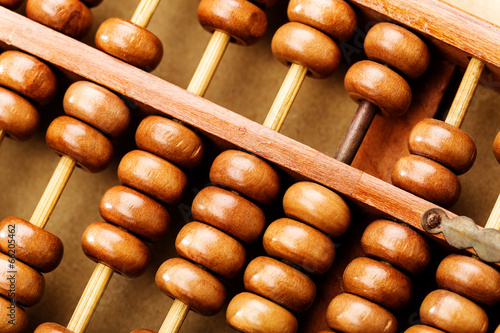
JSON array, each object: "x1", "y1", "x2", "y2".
[{"x1": 0, "y1": 0, "x2": 499, "y2": 332}]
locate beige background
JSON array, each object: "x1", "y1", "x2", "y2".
[{"x1": 1, "y1": 0, "x2": 500, "y2": 332}]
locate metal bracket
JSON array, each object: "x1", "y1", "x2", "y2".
[{"x1": 422, "y1": 208, "x2": 500, "y2": 263}]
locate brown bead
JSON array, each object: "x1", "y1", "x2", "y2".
[
  {"x1": 343, "y1": 257, "x2": 413, "y2": 311},
  {"x1": 326, "y1": 293, "x2": 398, "y2": 333},
  {"x1": 0, "y1": 296, "x2": 28, "y2": 333},
  {"x1": 250, "y1": 0, "x2": 279, "y2": 8},
  {"x1": 81, "y1": 222, "x2": 151, "y2": 278},
  {"x1": 0, "y1": 51, "x2": 57, "y2": 105},
  {"x1": 135, "y1": 116, "x2": 204, "y2": 169},
  {"x1": 117, "y1": 150, "x2": 188, "y2": 205},
  {"x1": 99, "y1": 185, "x2": 170, "y2": 242},
  {"x1": 26, "y1": 0, "x2": 93, "y2": 39},
  {"x1": 282, "y1": 181, "x2": 350, "y2": 237},
  {"x1": 361, "y1": 220, "x2": 430, "y2": 275},
  {"x1": 0, "y1": 87, "x2": 39, "y2": 141},
  {"x1": 392, "y1": 154, "x2": 461, "y2": 208},
  {"x1": 175, "y1": 222, "x2": 246, "y2": 279},
  {"x1": 63, "y1": 81, "x2": 130, "y2": 137},
  {"x1": 436, "y1": 254, "x2": 500, "y2": 306},
  {"x1": 287, "y1": 0, "x2": 357, "y2": 42},
  {"x1": 494, "y1": 131, "x2": 500, "y2": 164},
  {"x1": 405, "y1": 325, "x2": 445, "y2": 333},
  {"x1": 197, "y1": 0, "x2": 267, "y2": 46},
  {"x1": 420, "y1": 289, "x2": 488, "y2": 333},
  {"x1": 80, "y1": 0, "x2": 101, "y2": 7},
  {"x1": 0, "y1": 217, "x2": 63, "y2": 273},
  {"x1": 364, "y1": 23, "x2": 430, "y2": 79},
  {"x1": 244, "y1": 256, "x2": 316, "y2": 313},
  {"x1": 345, "y1": 60, "x2": 411, "y2": 117},
  {"x1": 272, "y1": 22, "x2": 341, "y2": 78},
  {"x1": 409, "y1": 118, "x2": 476, "y2": 174},
  {"x1": 263, "y1": 218, "x2": 335, "y2": 274},
  {"x1": 155, "y1": 257, "x2": 226, "y2": 316},
  {"x1": 191, "y1": 186, "x2": 265, "y2": 243},
  {"x1": 46, "y1": 116, "x2": 114, "y2": 173},
  {"x1": 95, "y1": 18, "x2": 163, "y2": 71},
  {"x1": 496, "y1": 325, "x2": 500, "y2": 333},
  {"x1": 209, "y1": 150, "x2": 280, "y2": 205},
  {"x1": 0, "y1": 0, "x2": 24, "y2": 9},
  {"x1": 34, "y1": 323, "x2": 75, "y2": 333},
  {"x1": 227, "y1": 292, "x2": 298, "y2": 333}
]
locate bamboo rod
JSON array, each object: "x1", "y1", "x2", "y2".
[
  {"x1": 158, "y1": 300, "x2": 190, "y2": 333},
  {"x1": 485, "y1": 194, "x2": 500, "y2": 230},
  {"x1": 130, "y1": 0, "x2": 161, "y2": 28}
]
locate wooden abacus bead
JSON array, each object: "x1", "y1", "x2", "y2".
[
  {"x1": 342, "y1": 257, "x2": 413, "y2": 311},
  {"x1": 287, "y1": 0, "x2": 357, "y2": 42},
  {"x1": 263, "y1": 218, "x2": 335, "y2": 274},
  {"x1": 46, "y1": 116, "x2": 114, "y2": 173},
  {"x1": 95, "y1": 18, "x2": 163, "y2": 71},
  {"x1": 391, "y1": 154, "x2": 461, "y2": 208},
  {"x1": 34, "y1": 323, "x2": 75, "y2": 333},
  {"x1": 244, "y1": 256, "x2": 316, "y2": 313},
  {"x1": 156, "y1": 258, "x2": 226, "y2": 316},
  {"x1": 364, "y1": 22, "x2": 430, "y2": 79},
  {"x1": 135, "y1": 115, "x2": 204, "y2": 169},
  {"x1": 326, "y1": 293, "x2": 397, "y2": 333},
  {"x1": 282, "y1": 181, "x2": 351, "y2": 237},
  {"x1": 227, "y1": 292, "x2": 298, "y2": 333},
  {"x1": 436, "y1": 254, "x2": 500, "y2": 306},
  {"x1": 0, "y1": 296, "x2": 28, "y2": 333},
  {"x1": 63, "y1": 81, "x2": 131, "y2": 137},
  {"x1": 361, "y1": 220, "x2": 431, "y2": 275},
  {"x1": 420, "y1": 289, "x2": 488, "y2": 333},
  {"x1": 271, "y1": 22, "x2": 341, "y2": 78},
  {"x1": 117, "y1": 150, "x2": 188, "y2": 205},
  {"x1": 0, "y1": 51, "x2": 57, "y2": 105},
  {"x1": 81, "y1": 222, "x2": 151, "y2": 278},
  {"x1": 0, "y1": 252, "x2": 45, "y2": 307},
  {"x1": 0, "y1": 87, "x2": 39, "y2": 141},
  {"x1": 175, "y1": 222, "x2": 246, "y2": 279},
  {"x1": 0, "y1": 0, "x2": 24, "y2": 9},
  {"x1": 405, "y1": 325, "x2": 445, "y2": 333},
  {"x1": 99, "y1": 185, "x2": 170, "y2": 242},
  {"x1": 191, "y1": 186, "x2": 265, "y2": 243},
  {"x1": 209, "y1": 150, "x2": 280, "y2": 205},
  {"x1": 0, "y1": 217, "x2": 63, "y2": 273},
  {"x1": 344, "y1": 60, "x2": 412, "y2": 117},
  {"x1": 408, "y1": 118, "x2": 476, "y2": 174},
  {"x1": 197, "y1": 0, "x2": 267, "y2": 46},
  {"x1": 26, "y1": 0, "x2": 93, "y2": 39},
  {"x1": 493, "y1": 131, "x2": 500, "y2": 163}
]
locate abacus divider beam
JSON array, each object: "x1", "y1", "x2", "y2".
[
  {"x1": 0, "y1": 129, "x2": 5, "y2": 145},
  {"x1": 485, "y1": 193, "x2": 500, "y2": 230},
  {"x1": 30, "y1": 155, "x2": 76, "y2": 229},
  {"x1": 130, "y1": 0, "x2": 161, "y2": 28},
  {"x1": 335, "y1": 100, "x2": 379, "y2": 165},
  {"x1": 158, "y1": 299, "x2": 190, "y2": 333}
]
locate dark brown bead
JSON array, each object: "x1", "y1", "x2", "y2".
[
  {"x1": 0, "y1": 87, "x2": 39, "y2": 141},
  {"x1": 80, "y1": 0, "x2": 101, "y2": 7},
  {"x1": 250, "y1": 0, "x2": 279, "y2": 8},
  {"x1": 34, "y1": 323, "x2": 75, "y2": 333},
  {"x1": 405, "y1": 325, "x2": 445, "y2": 333},
  {"x1": 0, "y1": 0, "x2": 24, "y2": 9},
  {"x1": 0, "y1": 296, "x2": 28, "y2": 333}
]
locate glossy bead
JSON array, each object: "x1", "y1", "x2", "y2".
[
  {"x1": 63, "y1": 81, "x2": 130, "y2": 137},
  {"x1": 494, "y1": 131, "x2": 500, "y2": 164},
  {"x1": 95, "y1": 18, "x2": 163, "y2": 71},
  {"x1": 175, "y1": 222, "x2": 246, "y2": 279},
  {"x1": 343, "y1": 257, "x2": 413, "y2": 311},
  {"x1": 81, "y1": 222, "x2": 151, "y2": 278},
  {"x1": 436, "y1": 254, "x2": 500, "y2": 306},
  {"x1": 0, "y1": 217, "x2": 63, "y2": 273},
  {"x1": 392, "y1": 154, "x2": 461, "y2": 207},
  {"x1": 34, "y1": 323, "x2": 75, "y2": 333},
  {"x1": 326, "y1": 293, "x2": 397, "y2": 333},
  {"x1": 0, "y1": 0, "x2": 24, "y2": 9},
  {"x1": 209, "y1": 150, "x2": 280, "y2": 205},
  {"x1": 135, "y1": 116, "x2": 204, "y2": 169},
  {"x1": 155, "y1": 257, "x2": 226, "y2": 316},
  {"x1": 0, "y1": 252, "x2": 45, "y2": 307},
  {"x1": 191, "y1": 186, "x2": 265, "y2": 243},
  {"x1": 198, "y1": 0, "x2": 267, "y2": 46},
  {"x1": 282, "y1": 181, "x2": 350, "y2": 237},
  {"x1": 244, "y1": 256, "x2": 316, "y2": 313},
  {"x1": 0, "y1": 296, "x2": 28, "y2": 333},
  {"x1": 99, "y1": 185, "x2": 170, "y2": 242},
  {"x1": 272, "y1": 22, "x2": 341, "y2": 78},
  {"x1": 263, "y1": 218, "x2": 335, "y2": 274},
  {"x1": 409, "y1": 118, "x2": 476, "y2": 174},
  {"x1": 364, "y1": 22, "x2": 430, "y2": 79},
  {"x1": 46, "y1": 116, "x2": 113, "y2": 173},
  {"x1": 287, "y1": 0, "x2": 357, "y2": 42},
  {"x1": 405, "y1": 325, "x2": 445, "y2": 333},
  {"x1": 227, "y1": 292, "x2": 298, "y2": 333},
  {"x1": 0, "y1": 51, "x2": 57, "y2": 105},
  {"x1": 345, "y1": 60, "x2": 411, "y2": 117},
  {"x1": 26, "y1": 0, "x2": 93, "y2": 39},
  {"x1": 361, "y1": 220, "x2": 430, "y2": 275},
  {"x1": 117, "y1": 150, "x2": 188, "y2": 205},
  {"x1": 0, "y1": 87, "x2": 39, "y2": 141},
  {"x1": 420, "y1": 289, "x2": 488, "y2": 333}
]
